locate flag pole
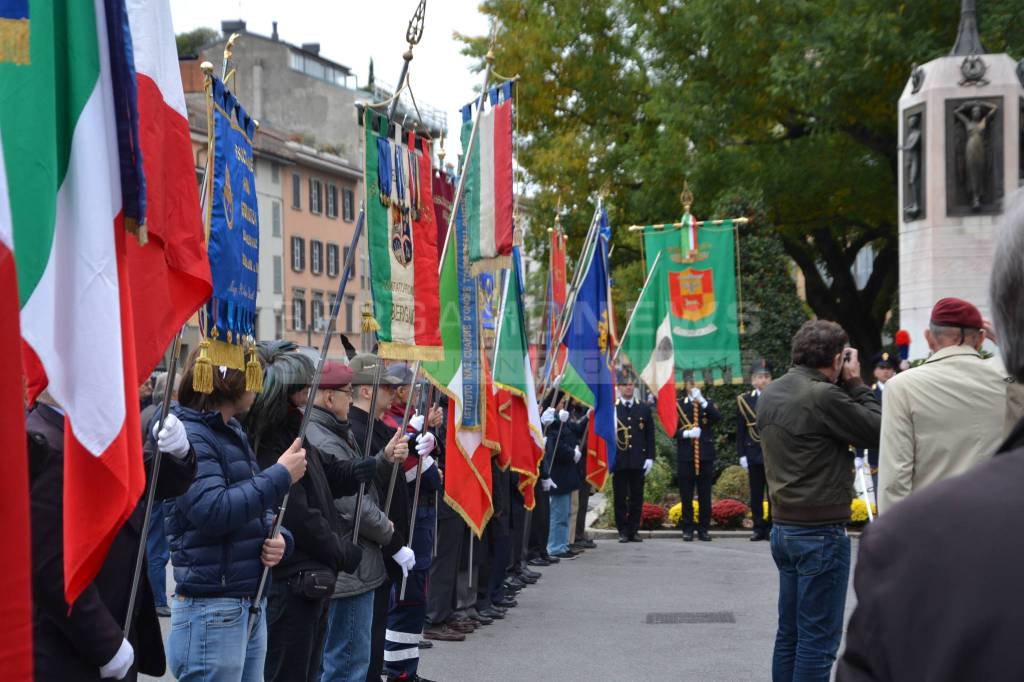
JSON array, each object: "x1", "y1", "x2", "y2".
[
  {"x1": 124, "y1": 47, "x2": 240, "y2": 636},
  {"x1": 247, "y1": 203, "x2": 367, "y2": 638},
  {"x1": 381, "y1": 373, "x2": 426, "y2": 518},
  {"x1": 611, "y1": 250, "x2": 665, "y2": 365}
]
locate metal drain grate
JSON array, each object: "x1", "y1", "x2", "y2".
[{"x1": 645, "y1": 611, "x2": 735, "y2": 625}]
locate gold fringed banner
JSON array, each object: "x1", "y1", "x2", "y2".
[
  {"x1": 468, "y1": 254, "x2": 512, "y2": 276},
  {"x1": 0, "y1": 18, "x2": 29, "y2": 66},
  {"x1": 205, "y1": 337, "x2": 246, "y2": 370}
]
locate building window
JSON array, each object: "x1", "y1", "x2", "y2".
[
  {"x1": 329, "y1": 293, "x2": 338, "y2": 320},
  {"x1": 345, "y1": 295, "x2": 355, "y2": 334},
  {"x1": 327, "y1": 243, "x2": 339, "y2": 278},
  {"x1": 311, "y1": 293, "x2": 324, "y2": 332},
  {"x1": 310, "y1": 240, "x2": 323, "y2": 275},
  {"x1": 271, "y1": 161, "x2": 280, "y2": 184},
  {"x1": 291, "y1": 236, "x2": 305, "y2": 272},
  {"x1": 292, "y1": 290, "x2": 306, "y2": 331},
  {"x1": 273, "y1": 256, "x2": 282, "y2": 294},
  {"x1": 309, "y1": 177, "x2": 323, "y2": 214},
  {"x1": 360, "y1": 253, "x2": 367, "y2": 289},
  {"x1": 291, "y1": 173, "x2": 301, "y2": 209},
  {"x1": 275, "y1": 312, "x2": 283, "y2": 339},
  {"x1": 272, "y1": 201, "x2": 281, "y2": 237},
  {"x1": 342, "y1": 188, "x2": 355, "y2": 221},
  {"x1": 326, "y1": 183, "x2": 338, "y2": 219}
]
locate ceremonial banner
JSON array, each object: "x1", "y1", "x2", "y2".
[
  {"x1": 422, "y1": 197, "x2": 493, "y2": 536},
  {"x1": 2, "y1": 0, "x2": 146, "y2": 605},
  {"x1": 363, "y1": 110, "x2": 442, "y2": 360},
  {"x1": 619, "y1": 253, "x2": 677, "y2": 436},
  {"x1": 432, "y1": 168, "x2": 454, "y2": 261},
  {"x1": 494, "y1": 248, "x2": 544, "y2": 509},
  {"x1": 561, "y1": 211, "x2": 617, "y2": 473},
  {"x1": 541, "y1": 223, "x2": 567, "y2": 385},
  {"x1": 460, "y1": 81, "x2": 513, "y2": 273},
  {"x1": 640, "y1": 221, "x2": 742, "y2": 386},
  {"x1": 125, "y1": 0, "x2": 212, "y2": 379},
  {"x1": 642, "y1": 211, "x2": 698, "y2": 274},
  {"x1": 201, "y1": 75, "x2": 258, "y2": 374}
]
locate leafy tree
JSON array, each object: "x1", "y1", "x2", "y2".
[
  {"x1": 176, "y1": 27, "x2": 219, "y2": 59},
  {"x1": 469, "y1": 0, "x2": 1024, "y2": 362}
]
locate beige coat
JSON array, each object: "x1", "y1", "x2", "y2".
[{"x1": 878, "y1": 345, "x2": 1009, "y2": 513}]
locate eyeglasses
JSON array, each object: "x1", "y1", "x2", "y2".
[{"x1": 328, "y1": 388, "x2": 353, "y2": 396}]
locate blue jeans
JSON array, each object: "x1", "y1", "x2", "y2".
[
  {"x1": 146, "y1": 501, "x2": 169, "y2": 608},
  {"x1": 547, "y1": 492, "x2": 572, "y2": 555},
  {"x1": 167, "y1": 595, "x2": 267, "y2": 682},
  {"x1": 320, "y1": 590, "x2": 375, "y2": 682},
  {"x1": 770, "y1": 523, "x2": 851, "y2": 682}
]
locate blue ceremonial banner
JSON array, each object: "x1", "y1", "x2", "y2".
[
  {"x1": 479, "y1": 271, "x2": 496, "y2": 334},
  {"x1": 203, "y1": 75, "x2": 259, "y2": 368},
  {"x1": 564, "y1": 213, "x2": 617, "y2": 470},
  {"x1": 456, "y1": 196, "x2": 482, "y2": 428}
]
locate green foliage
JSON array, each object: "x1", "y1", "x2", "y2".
[
  {"x1": 713, "y1": 465, "x2": 751, "y2": 503},
  {"x1": 642, "y1": 457, "x2": 674, "y2": 505},
  {"x1": 470, "y1": 0, "x2": 1024, "y2": 357},
  {"x1": 176, "y1": 27, "x2": 219, "y2": 59}
]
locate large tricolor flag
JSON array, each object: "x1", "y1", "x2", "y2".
[
  {"x1": 619, "y1": 251, "x2": 677, "y2": 436},
  {"x1": 125, "y1": 0, "x2": 212, "y2": 378},
  {"x1": 494, "y1": 248, "x2": 544, "y2": 509},
  {"x1": 460, "y1": 81, "x2": 513, "y2": 274},
  {"x1": 2, "y1": 0, "x2": 147, "y2": 606},
  {"x1": 422, "y1": 199, "x2": 493, "y2": 536}
]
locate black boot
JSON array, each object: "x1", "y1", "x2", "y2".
[
  {"x1": 698, "y1": 530, "x2": 712, "y2": 542},
  {"x1": 682, "y1": 529, "x2": 694, "y2": 542}
]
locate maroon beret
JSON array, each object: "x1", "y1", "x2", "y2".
[
  {"x1": 319, "y1": 361, "x2": 354, "y2": 389},
  {"x1": 930, "y1": 297, "x2": 983, "y2": 329}
]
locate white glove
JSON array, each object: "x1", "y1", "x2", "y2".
[
  {"x1": 408, "y1": 412, "x2": 425, "y2": 433},
  {"x1": 854, "y1": 456, "x2": 865, "y2": 470},
  {"x1": 541, "y1": 478, "x2": 557, "y2": 492},
  {"x1": 415, "y1": 431, "x2": 436, "y2": 456},
  {"x1": 553, "y1": 374, "x2": 563, "y2": 388},
  {"x1": 642, "y1": 459, "x2": 653, "y2": 476},
  {"x1": 573, "y1": 445, "x2": 582, "y2": 463},
  {"x1": 153, "y1": 413, "x2": 189, "y2": 459},
  {"x1": 682, "y1": 427, "x2": 702, "y2": 439},
  {"x1": 740, "y1": 456, "x2": 748, "y2": 470},
  {"x1": 689, "y1": 387, "x2": 708, "y2": 408},
  {"x1": 392, "y1": 546, "x2": 416, "y2": 576},
  {"x1": 558, "y1": 409, "x2": 570, "y2": 422},
  {"x1": 405, "y1": 454, "x2": 437, "y2": 482},
  {"x1": 99, "y1": 638, "x2": 134, "y2": 680},
  {"x1": 541, "y1": 407, "x2": 556, "y2": 427}
]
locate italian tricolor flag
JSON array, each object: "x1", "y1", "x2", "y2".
[
  {"x1": 620, "y1": 252, "x2": 678, "y2": 437},
  {"x1": 461, "y1": 94, "x2": 513, "y2": 273},
  {"x1": 1, "y1": 0, "x2": 145, "y2": 605},
  {"x1": 494, "y1": 249, "x2": 544, "y2": 509}
]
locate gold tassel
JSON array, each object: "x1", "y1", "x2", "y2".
[
  {"x1": 193, "y1": 338, "x2": 214, "y2": 394},
  {"x1": 245, "y1": 343, "x2": 263, "y2": 393},
  {"x1": 361, "y1": 302, "x2": 380, "y2": 333}
]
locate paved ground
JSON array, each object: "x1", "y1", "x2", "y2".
[{"x1": 145, "y1": 535, "x2": 858, "y2": 681}]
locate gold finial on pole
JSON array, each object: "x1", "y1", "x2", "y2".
[
  {"x1": 223, "y1": 33, "x2": 240, "y2": 64},
  {"x1": 680, "y1": 180, "x2": 694, "y2": 213},
  {"x1": 200, "y1": 61, "x2": 214, "y2": 76}
]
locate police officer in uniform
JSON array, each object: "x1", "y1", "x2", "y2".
[
  {"x1": 613, "y1": 374, "x2": 656, "y2": 543},
  {"x1": 738, "y1": 358, "x2": 772, "y2": 541},
  {"x1": 859, "y1": 351, "x2": 894, "y2": 495},
  {"x1": 676, "y1": 372, "x2": 721, "y2": 541}
]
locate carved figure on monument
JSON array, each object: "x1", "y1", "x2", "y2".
[
  {"x1": 902, "y1": 113, "x2": 923, "y2": 220},
  {"x1": 954, "y1": 100, "x2": 998, "y2": 210}
]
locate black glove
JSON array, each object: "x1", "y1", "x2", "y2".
[
  {"x1": 353, "y1": 456, "x2": 378, "y2": 483},
  {"x1": 341, "y1": 540, "x2": 364, "y2": 574}
]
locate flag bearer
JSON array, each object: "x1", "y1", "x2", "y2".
[
  {"x1": 738, "y1": 358, "x2": 772, "y2": 541},
  {"x1": 613, "y1": 373, "x2": 656, "y2": 543},
  {"x1": 676, "y1": 372, "x2": 721, "y2": 542}
]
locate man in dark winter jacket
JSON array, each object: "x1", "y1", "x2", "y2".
[
  {"x1": 542, "y1": 397, "x2": 584, "y2": 559},
  {"x1": 29, "y1": 397, "x2": 196, "y2": 681}
]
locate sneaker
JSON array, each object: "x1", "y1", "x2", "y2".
[
  {"x1": 419, "y1": 639, "x2": 434, "y2": 649},
  {"x1": 575, "y1": 537, "x2": 597, "y2": 549},
  {"x1": 551, "y1": 551, "x2": 577, "y2": 560},
  {"x1": 155, "y1": 605, "x2": 171, "y2": 617}
]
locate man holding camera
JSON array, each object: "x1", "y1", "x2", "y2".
[{"x1": 757, "y1": 320, "x2": 881, "y2": 682}]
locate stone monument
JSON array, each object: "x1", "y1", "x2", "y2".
[{"x1": 898, "y1": 0, "x2": 1023, "y2": 359}]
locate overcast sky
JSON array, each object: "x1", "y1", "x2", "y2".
[{"x1": 170, "y1": 0, "x2": 491, "y2": 154}]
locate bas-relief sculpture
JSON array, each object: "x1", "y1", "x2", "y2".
[
  {"x1": 945, "y1": 96, "x2": 1003, "y2": 216},
  {"x1": 902, "y1": 108, "x2": 924, "y2": 220}
]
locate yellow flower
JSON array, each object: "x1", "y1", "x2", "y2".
[
  {"x1": 850, "y1": 498, "x2": 877, "y2": 523},
  {"x1": 668, "y1": 500, "x2": 698, "y2": 527}
]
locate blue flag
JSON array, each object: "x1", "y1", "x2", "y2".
[{"x1": 563, "y1": 226, "x2": 617, "y2": 470}]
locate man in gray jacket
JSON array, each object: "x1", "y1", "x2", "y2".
[{"x1": 307, "y1": 361, "x2": 410, "y2": 682}]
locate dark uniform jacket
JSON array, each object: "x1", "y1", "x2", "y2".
[
  {"x1": 614, "y1": 399, "x2": 655, "y2": 471},
  {"x1": 349, "y1": 405, "x2": 408, "y2": 582},
  {"x1": 253, "y1": 407, "x2": 363, "y2": 582},
  {"x1": 675, "y1": 395, "x2": 721, "y2": 462},
  {"x1": 28, "y1": 404, "x2": 196, "y2": 680},
  {"x1": 757, "y1": 367, "x2": 880, "y2": 525},
  {"x1": 837, "y1": 419, "x2": 1024, "y2": 682},
  {"x1": 543, "y1": 418, "x2": 584, "y2": 493},
  {"x1": 736, "y1": 390, "x2": 764, "y2": 465}
]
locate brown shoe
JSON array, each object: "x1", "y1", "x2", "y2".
[
  {"x1": 445, "y1": 619, "x2": 475, "y2": 633},
  {"x1": 423, "y1": 624, "x2": 466, "y2": 642}
]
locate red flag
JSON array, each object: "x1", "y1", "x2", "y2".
[
  {"x1": 0, "y1": 244, "x2": 33, "y2": 680},
  {"x1": 585, "y1": 418, "x2": 609, "y2": 490},
  {"x1": 543, "y1": 227, "x2": 568, "y2": 383},
  {"x1": 495, "y1": 388, "x2": 544, "y2": 509},
  {"x1": 442, "y1": 407, "x2": 493, "y2": 537},
  {"x1": 126, "y1": 0, "x2": 212, "y2": 378}
]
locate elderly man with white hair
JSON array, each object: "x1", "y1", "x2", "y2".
[{"x1": 838, "y1": 192, "x2": 1024, "y2": 681}]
